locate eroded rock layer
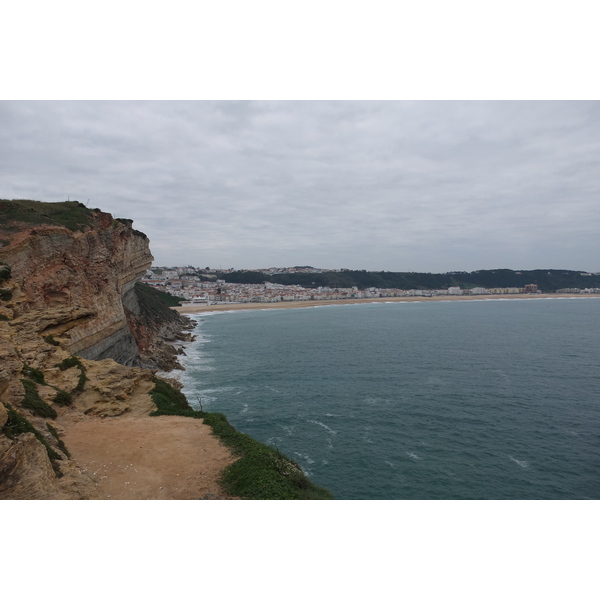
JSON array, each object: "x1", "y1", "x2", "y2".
[{"x1": 0, "y1": 200, "x2": 199, "y2": 499}]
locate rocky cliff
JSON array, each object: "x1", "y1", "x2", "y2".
[
  {"x1": 0, "y1": 200, "x2": 195, "y2": 499},
  {"x1": 0, "y1": 200, "x2": 193, "y2": 369}
]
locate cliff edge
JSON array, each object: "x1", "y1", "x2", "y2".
[
  {"x1": 0, "y1": 200, "x2": 193, "y2": 369},
  {"x1": 0, "y1": 200, "x2": 332, "y2": 500},
  {"x1": 0, "y1": 200, "x2": 225, "y2": 499}
]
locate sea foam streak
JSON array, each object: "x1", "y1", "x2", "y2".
[
  {"x1": 307, "y1": 420, "x2": 337, "y2": 435},
  {"x1": 508, "y1": 455, "x2": 529, "y2": 468}
]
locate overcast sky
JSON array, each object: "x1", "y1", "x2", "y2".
[{"x1": 1, "y1": 100, "x2": 598, "y2": 272}]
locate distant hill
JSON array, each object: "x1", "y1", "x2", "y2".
[{"x1": 216, "y1": 268, "x2": 600, "y2": 293}]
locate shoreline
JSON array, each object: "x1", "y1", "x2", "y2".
[{"x1": 174, "y1": 293, "x2": 600, "y2": 314}]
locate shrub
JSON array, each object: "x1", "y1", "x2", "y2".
[
  {"x1": 0, "y1": 314, "x2": 8, "y2": 321},
  {"x1": 52, "y1": 388, "x2": 73, "y2": 406},
  {"x1": 21, "y1": 363, "x2": 46, "y2": 384},
  {"x1": 0, "y1": 288, "x2": 12, "y2": 301},
  {"x1": 43, "y1": 334, "x2": 60, "y2": 346},
  {"x1": 21, "y1": 379, "x2": 57, "y2": 419},
  {"x1": 57, "y1": 356, "x2": 82, "y2": 370}
]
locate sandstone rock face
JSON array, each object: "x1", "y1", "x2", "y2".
[
  {"x1": 75, "y1": 358, "x2": 156, "y2": 417},
  {"x1": 0, "y1": 202, "x2": 196, "y2": 499},
  {"x1": 0, "y1": 303, "x2": 160, "y2": 499},
  {"x1": 1, "y1": 213, "x2": 152, "y2": 366},
  {"x1": 0, "y1": 432, "x2": 65, "y2": 499}
]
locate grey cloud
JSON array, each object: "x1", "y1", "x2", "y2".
[{"x1": 1, "y1": 100, "x2": 598, "y2": 272}]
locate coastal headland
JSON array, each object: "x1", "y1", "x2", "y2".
[
  {"x1": 175, "y1": 293, "x2": 600, "y2": 314},
  {"x1": 1, "y1": 201, "x2": 597, "y2": 500},
  {"x1": 1, "y1": 201, "x2": 331, "y2": 500}
]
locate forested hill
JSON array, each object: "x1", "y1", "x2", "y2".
[{"x1": 215, "y1": 269, "x2": 600, "y2": 293}]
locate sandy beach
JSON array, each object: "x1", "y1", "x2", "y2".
[{"x1": 174, "y1": 293, "x2": 600, "y2": 314}]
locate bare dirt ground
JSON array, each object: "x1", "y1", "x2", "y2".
[{"x1": 61, "y1": 414, "x2": 239, "y2": 500}]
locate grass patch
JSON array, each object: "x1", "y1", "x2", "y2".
[
  {"x1": 22, "y1": 363, "x2": 46, "y2": 384},
  {"x1": 52, "y1": 388, "x2": 73, "y2": 406},
  {"x1": 0, "y1": 199, "x2": 94, "y2": 232},
  {"x1": 149, "y1": 377, "x2": 202, "y2": 418},
  {"x1": 46, "y1": 422, "x2": 71, "y2": 458},
  {"x1": 56, "y1": 355, "x2": 87, "y2": 392},
  {"x1": 43, "y1": 334, "x2": 60, "y2": 346},
  {"x1": 57, "y1": 356, "x2": 82, "y2": 370},
  {"x1": 2, "y1": 403, "x2": 63, "y2": 476},
  {"x1": 21, "y1": 379, "x2": 57, "y2": 419},
  {"x1": 202, "y1": 412, "x2": 333, "y2": 500}
]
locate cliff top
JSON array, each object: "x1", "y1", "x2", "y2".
[
  {"x1": 0, "y1": 199, "x2": 148, "y2": 248},
  {"x1": 0, "y1": 199, "x2": 95, "y2": 235}
]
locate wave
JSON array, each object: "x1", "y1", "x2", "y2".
[
  {"x1": 508, "y1": 455, "x2": 529, "y2": 468},
  {"x1": 307, "y1": 419, "x2": 337, "y2": 435},
  {"x1": 294, "y1": 451, "x2": 315, "y2": 465}
]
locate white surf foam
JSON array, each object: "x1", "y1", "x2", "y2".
[
  {"x1": 307, "y1": 419, "x2": 337, "y2": 435},
  {"x1": 508, "y1": 455, "x2": 529, "y2": 468}
]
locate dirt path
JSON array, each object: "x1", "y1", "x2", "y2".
[{"x1": 62, "y1": 415, "x2": 239, "y2": 500}]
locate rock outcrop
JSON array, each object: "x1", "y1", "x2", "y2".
[
  {"x1": 0, "y1": 200, "x2": 196, "y2": 499},
  {"x1": 0, "y1": 200, "x2": 192, "y2": 369}
]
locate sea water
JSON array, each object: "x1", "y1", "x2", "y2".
[{"x1": 175, "y1": 298, "x2": 600, "y2": 499}]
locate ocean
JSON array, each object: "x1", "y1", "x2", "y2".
[{"x1": 175, "y1": 298, "x2": 600, "y2": 500}]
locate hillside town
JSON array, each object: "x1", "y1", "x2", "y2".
[{"x1": 142, "y1": 266, "x2": 600, "y2": 306}]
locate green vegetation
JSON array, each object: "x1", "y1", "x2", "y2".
[
  {"x1": 43, "y1": 334, "x2": 60, "y2": 346},
  {"x1": 149, "y1": 377, "x2": 202, "y2": 418},
  {"x1": 0, "y1": 199, "x2": 95, "y2": 232},
  {"x1": 56, "y1": 355, "x2": 87, "y2": 392},
  {"x1": 46, "y1": 422, "x2": 71, "y2": 458},
  {"x1": 21, "y1": 363, "x2": 46, "y2": 385},
  {"x1": 2, "y1": 403, "x2": 63, "y2": 476},
  {"x1": 203, "y1": 412, "x2": 333, "y2": 500},
  {"x1": 135, "y1": 283, "x2": 185, "y2": 308},
  {"x1": 21, "y1": 379, "x2": 57, "y2": 419},
  {"x1": 57, "y1": 356, "x2": 82, "y2": 370},
  {"x1": 148, "y1": 377, "x2": 333, "y2": 499},
  {"x1": 0, "y1": 289, "x2": 12, "y2": 301},
  {"x1": 52, "y1": 388, "x2": 73, "y2": 406},
  {"x1": 135, "y1": 281, "x2": 185, "y2": 313},
  {"x1": 0, "y1": 263, "x2": 11, "y2": 283},
  {"x1": 0, "y1": 314, "x2": 8, "y2": 321}
]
